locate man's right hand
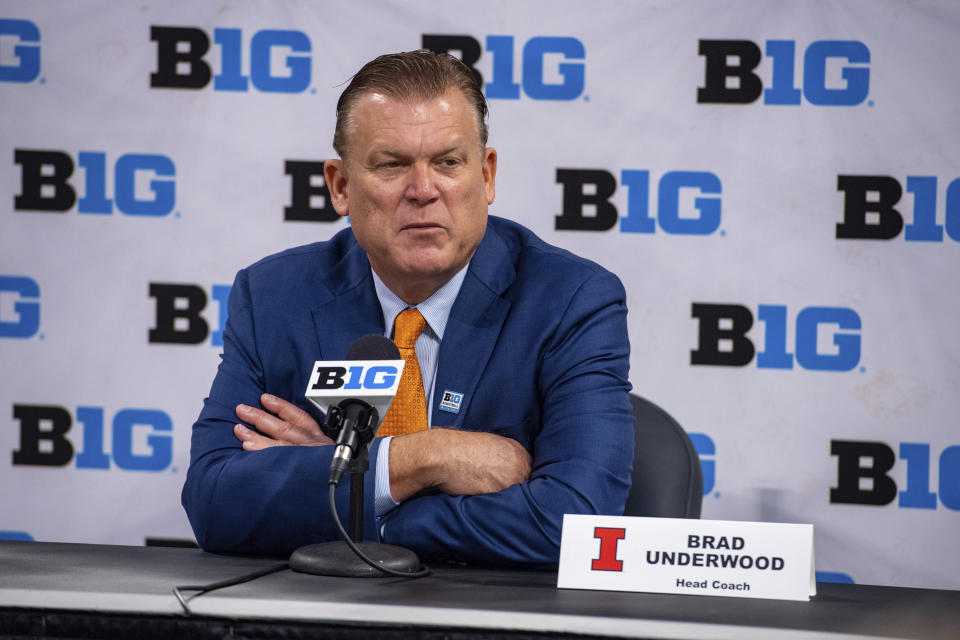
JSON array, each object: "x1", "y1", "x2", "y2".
[
  {"x1": 388, "y1": 428, "x2": 532, "y2": 503},
  {"x1": 234, "y1": 393, "x2": 334, "y2": 450}
]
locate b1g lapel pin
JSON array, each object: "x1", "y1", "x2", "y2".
[{"x1": 439, "y1": 390, "x2": 464, "y2": 414}]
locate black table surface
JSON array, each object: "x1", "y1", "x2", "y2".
[{"x1": 1, "y1": 540, "x2": 958, "y2": 639}]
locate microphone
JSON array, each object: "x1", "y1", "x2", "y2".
[
  {"x1": 328, "y1": 401, "x2": 375, "y2": 486},
  {"x1": 347, "y1": 333, "x2": 404, "y2": 360},
  {"x1": 292, "y1": 334, "x2": 426, "y2": 578},
  {"x1": 304, "y1": 334, "x2": 404, "y2": 485}
]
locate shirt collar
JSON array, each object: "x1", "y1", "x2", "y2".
[{"x1": 371, "y1": 264, "x2": 469, "y2": 342}]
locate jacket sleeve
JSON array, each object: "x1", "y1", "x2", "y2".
[
  {"x1": 180, "y1": 268, "x2": 382, "y2": 556},
  {"x1": 379, "y1": 269, "x2": 634, "y2": 568}
]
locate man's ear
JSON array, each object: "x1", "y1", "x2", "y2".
[
  {"x1": 482, "y1": 147, "x2": 497, "y2": 205},
  {"x1": 324, "y1": 159, "x2": 350, "y2": 217}
]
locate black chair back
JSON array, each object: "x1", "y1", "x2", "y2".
[{"x1": 624, "y1": 394, "x2": 703, "y2": 518}]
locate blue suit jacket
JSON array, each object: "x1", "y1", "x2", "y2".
[{"x1": 182, "y1": 216, "x2": 633, "y2": 567}]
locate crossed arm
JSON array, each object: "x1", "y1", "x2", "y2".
[
  {"x1": 185, "y1": 263, "x2": 632, "y2": 565},
  {"x1": 234, "y1": 393, "x2": 532, "y2": 502}
]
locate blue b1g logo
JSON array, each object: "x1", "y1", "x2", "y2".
[
  {"x1": 423, "y1": 34, "x2": 585, "y2": 100},
  {"x1": 0, "y1": 18, "x2": 40, "y2": 83},
  {"x1": 310, "y1": 364, "x2": 401, "y2": 392},
  {"x1": 837, "y1": 175, "x2": 960, "y2": 242},
  {"x1": 149, "y1": 283, "x2": 231, "y2": 347},
  {"x1": 698, "y1": 39, "x2": 870, "y2": 106},
  {"x1": 14, "y1": 150, "x2": 176, "y2": 216},
  {"x1": 832, "y1": 440, "x2": 960, "y2": 511},
  {"x1": 692, "y1": 304, "x2": 862, "y2": 371},
  {"x1": 150, "y1": 26, "x2": 311, "y2": 93},
  {"x1": 689, "y1": 432, "x2": 716, "y2": 495},
  {"x1": 555, "y1": 169, "x2": 722, "y2": 235},
  {"x1": 11, "y1": 405, "x2": 174, "y2": 472},
  {"x1": 0, "y1": 275, "x2": 40, "y2": 339}
]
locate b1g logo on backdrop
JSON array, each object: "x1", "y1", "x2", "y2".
[
  {"x1": 689, "y1": 432, "x2": 717, "y2": 496},
  {"x1": 149, "y1": 283, "x2": 230, "y2": 347},
  {"x1": 0, "y1": 275, "x2": 40, "y2": 339},
  {"x1": 837, "y1": 175, "x2": 960, "y2": 242},
  {"x1": 11, "y1": 404, "x2": 174, "y2": 472},
  {"x1": 831, "y1": 440, "x2": 960, "y2": 511},
  {"x1": 150, "y1": 26, "x2": 311, "y2": 93},
  {"x1": 284, "y1": 160, "x2": 338, "y2": 223},
  {"x1": 698, "y1": 39, "x2": 870, "y2": 106},
  {"x1": 13, "y1": 149, "x2": 176, "y2": 216},
  {"x1": 423, "y1": 34, "x2": 585, "y2": 101},
  {"x1": 555, "y1": 169, "x2": 722, "y2": 235},
  {"x1": 691, "y1": 304, "x2": 862, "y2": 372},
  {"x1": 0, "y1": 18, "x2": 40, "y2": 83}
]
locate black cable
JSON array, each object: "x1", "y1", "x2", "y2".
[
  {"x1": 173, "y1": 562, "x2": 289, "y2": 615},
  {"x1": 327, "y1": 481, "x2": 431, "y2": 579},
  {"x1": 172, "y1": 478, "x2": 429, "y2": 614}
]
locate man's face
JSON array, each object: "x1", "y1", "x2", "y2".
[{"x1": 324, "y1": 88, "x2": 497, "y2": 304}]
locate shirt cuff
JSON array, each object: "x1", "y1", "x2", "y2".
[{"x1": 374, "y1": 436, "x2": 400, "y2": 518}]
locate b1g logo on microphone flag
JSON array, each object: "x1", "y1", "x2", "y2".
[
  {"x1": 305, "y1": 360, "x2": 406, "y2": 419},
  {"x1": 308, "y1": 361, "x2": 404, "y2": 393}
]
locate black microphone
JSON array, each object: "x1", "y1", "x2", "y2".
[
  {"x1": 347, "y1": 333, "x2": 403, "y2": 360},
  {"x1": 292, "y1": 334, "x2": 426, "y2": 578},
  {"x1": 326, "y1": 335, "x2": 401, "y2": 485}
]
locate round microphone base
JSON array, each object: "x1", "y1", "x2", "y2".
[{"x1": 289, "y1": 541, "x2": 423, "y2": 578}]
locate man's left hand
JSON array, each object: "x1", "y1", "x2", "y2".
[{"x1": 234, "y1": 393, "x2": 334, "y2": 450}]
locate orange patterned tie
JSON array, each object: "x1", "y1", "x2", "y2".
[{"x1": 378, "y1": 308, "x2": 428, "y2": 436}]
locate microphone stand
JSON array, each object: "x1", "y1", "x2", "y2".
[
  {"x1": 288, "y1": 402, "x2": 423, "y2": 578},
  {"x1": 349, "y1": 459, "x2": 366, "y2": 542}
]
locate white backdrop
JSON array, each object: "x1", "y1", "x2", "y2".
[{"x1": 1, "y1": 0, "x2": 957, "y2": 590}]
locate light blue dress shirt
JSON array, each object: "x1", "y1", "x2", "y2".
[{"x1": 371, "y1": 264, "x2": 469, "y2": 519}]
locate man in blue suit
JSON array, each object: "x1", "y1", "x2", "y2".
[{"x1": 182, "y1": 50, "x2": 633, "y2": 568}]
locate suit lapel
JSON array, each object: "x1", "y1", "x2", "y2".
[
  {"x1": 432, "y1": 223, "x2": 515, "y2": 426},
  {"x1": 309, "y1": 241, "x2": 384, "y2": 359},
  {"x1": 306, "y1": 220, "x2": 517, "y2": 424}
]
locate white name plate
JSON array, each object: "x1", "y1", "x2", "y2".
[{"x1": 558, "y1": 515, "x2": 815, "y2": 601}]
